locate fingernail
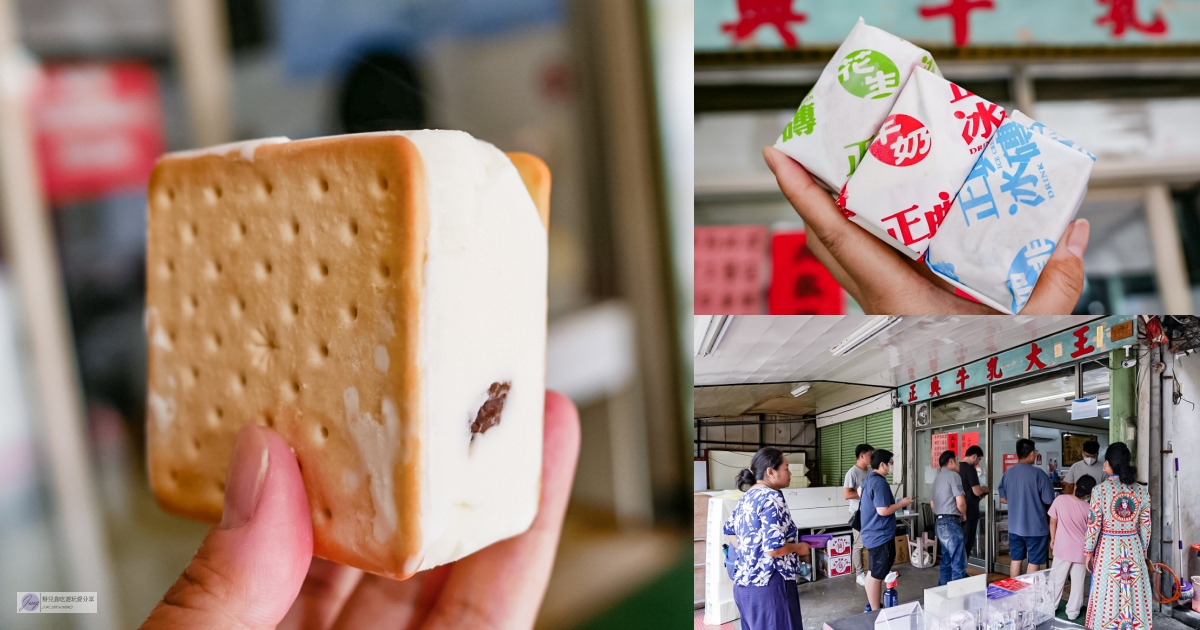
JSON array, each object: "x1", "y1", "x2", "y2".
[
  {"x1": 762, "y1": 146, "x2": 777, "y2": 170},
  {"x1": 220, "y1": 425, "x2": 270, "y2": 529},
  {"x1": 1065, "y1": 218, "x2": 1090, "y2": 258}
]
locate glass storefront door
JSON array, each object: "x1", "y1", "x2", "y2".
[
  {"x1": 914, "y1": 419, "x2": 987, "y2": 570},
  {"x1": 990, "y1": 415, "x2": 1028, "y2": 573}
]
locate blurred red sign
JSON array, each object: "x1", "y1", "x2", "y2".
[
  {"x1": 695, "y1": 226, "x2": 767, "y2": 314},
  {"x1": 1003, "y1": 453, "x2": 1018, "y2": 472},
  {"x1": 33, "y1": 63, "x2": 164, "y2": 204},
  {"x1": 768, "y1": 231, "x2": 844, "y2": 314}
]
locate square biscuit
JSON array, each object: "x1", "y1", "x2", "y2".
[{"x1": 145, "y1": 131, "x2": 549, "y2": 579}]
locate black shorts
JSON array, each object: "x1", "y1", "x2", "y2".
[{"x1": 867, "y1": 540, "x2": 896, "y2": 580}]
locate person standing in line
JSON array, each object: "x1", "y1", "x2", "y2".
[
  {"x1": 1084, "y1": 442, "x2": 1152, "y2": 630},
  {"x1": 931, "y1": 450, "x2": 967, "y2": 586},
  {"x1": 859, "y1": 449, "x2": 912, "y2": 611},
  {"x1": 1049, "y1": 474, "x2": 1096, "y2": 621},
  {"x1": 998, "y1": 438, "x2": 1055, "y2": 578},
  {"x1": 723, "y1": 448, "x2": 810, "y2": 630},
  {"x1": 1062, "y1": 440, "x2": 1105, "y2": 498},
  {"x1": 844, "y1": 443, "x2": 874, "y2": 586},
  {"x1": 958, "y1": 445, "x2": 989, "y2": 559}
]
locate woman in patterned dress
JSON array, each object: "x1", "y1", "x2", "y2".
[
  {"x1": 723, "y1": 447, "x2": 811, "y2": 630},
  {"x1": 1083, "y1": 442, "x2": 1153, "y2": 630}
]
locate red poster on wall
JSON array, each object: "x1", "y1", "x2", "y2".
[
  {"x1": 960, "y1": 432, "x2": 979, "y2": 459},
  {"x1": 695, "y1": 225, "x2": 767, "y2": 314},
  {"x1": 768, "y1": 231, "x2": 844, "y2": 315},
  {"x1": 33, "y1": 63, "x2": 165, "y2": 204},
  {"x1": 931, "y1": 433, "x2": 948, "y2": 467},
  {"x1": 1003, "y1": 453, "x2": 1018, "y2": 473}
]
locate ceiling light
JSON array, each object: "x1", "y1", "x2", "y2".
[
  {"x1": 695, "y1": 315, "x2": 732, "y2": 358},
  {"x1": 830, "y1": 316, "x2": 901, "y2": 357},
  {"x1": 1020, "y1": 392, "x2": 1071, "y2": 405},
  {"x1": 790, "y1": 384, "x2": 810, "y2": 397}
]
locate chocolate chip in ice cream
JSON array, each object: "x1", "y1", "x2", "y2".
[{"x1": 470, "y1": 381, "x2": 510, "y2": 441}]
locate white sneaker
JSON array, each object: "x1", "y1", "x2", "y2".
[{"x1": 856, "y1": 573, "x2": 867, "y2": 586}]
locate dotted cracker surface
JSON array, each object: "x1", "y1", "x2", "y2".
[{"x1": 144, "y1": 135, "x2": 549, "y2": 578}]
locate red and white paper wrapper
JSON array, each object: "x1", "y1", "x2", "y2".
[
  {"x1": 838, "y1": 68, "x2": 1006, "y2": 260},
  {"x1": 772, "y1": 17, "x2": 940, "y2": 193},
  {"x1": 924, "y1": 110, "x2": 1095, "y2": 313}
]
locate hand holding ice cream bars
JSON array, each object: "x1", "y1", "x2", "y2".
[{"x1": 773, "y1": 18, "x2": 1096, "y2": 314}]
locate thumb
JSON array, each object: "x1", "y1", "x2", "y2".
[
  {"x1": 141, "y1": 425, "x2": 314, "y2": 630},
  {"x1": 1021, "y1": 219, "x2": 1089, "y2": 314}
]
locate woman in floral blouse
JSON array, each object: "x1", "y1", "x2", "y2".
[{"x1": 723, "y1": 447, "x2": 810, "y2": 630}]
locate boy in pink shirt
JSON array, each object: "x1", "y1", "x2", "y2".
[{"x1": 1048, "y1": 474, "x2": 1097, "y2": 620}]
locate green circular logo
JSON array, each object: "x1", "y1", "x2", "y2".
[{"x1": 837, "y1": 49, "x2": 901, "y2": 100}]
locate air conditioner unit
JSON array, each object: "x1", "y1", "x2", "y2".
[{"x1": 1030, "y1": 426, "x2": 1058, "y2": 442}]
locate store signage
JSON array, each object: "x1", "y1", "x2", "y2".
[
  {"x1": 695, "y1": 225, "x2": 767, "y2": 314},
  {"x1": 898, "y1": 315, "x2": 1136, "y2": 404},
  {"x1": 931, "y1": 432, "x2": 958, "y2": 467},
  {"x1": 959, "y1": 432, "x2": 979, "y2": 459},
  {"x1": 33, "y1": 63, "x2": 164, "y2": 204},
  {"x1": 696, "y1": 0, "x2": 1200, "y2": 52},
  {"x1": 768, "y1": 231, "x2": 844, "y2": 315},
  {"x1": 1002, "y1": 453, "x2": 1018, "y2": 473}
]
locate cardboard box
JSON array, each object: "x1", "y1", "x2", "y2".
[
  {"x1": 818, "y1": 550, "x2": 854, "y2": 578},
  {"x1": 894, "y1": 535, "x2": 911, "y2": 564},
  {"x1": 827, "y1": 533, "x2": 853, "y2": 556},
  {"x1": 694, "y1": 492, "x2": 711, "y2": 540}
]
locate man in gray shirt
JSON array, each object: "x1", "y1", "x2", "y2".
[
  {"x1": 931, "y1": 449, "x2": 967, "y2": 585},
  {"x1": 1062, "y1": 440, "x2": 1104, "y2": 497},
  {"x1": 844, "y1": 443, "x2": 874, "y2": 585}
]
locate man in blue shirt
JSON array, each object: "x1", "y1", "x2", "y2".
[
  {"x1": 859, "y1": 449, "x2": 912, "y2": 611},
  {"x1": 998, "y1": 438, "x2": 1055, "y2": 578}
]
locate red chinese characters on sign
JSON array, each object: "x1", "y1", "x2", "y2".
[
  {"x1": 695, "y1": 226, "x2": 767, "y2": 314},
  {"x1": 909, "y1": 383, "x2": 918, "y2": 402},
  {"x1": 1025, "y1": 342, "x2": 1047, "y2": 371},
  {"x1": 880, "y1": 192, "x2": 953, "y2": 247},
  {"x1": 959, "y1": 432, "x2": 979, "y2": 459},
  {"x1": 956, "y1": 366, "x2": 969, "y2": 390},
  {"x1": 33, "y1": 63, "x2": 165, "y2": 205},
  {"x1": 869, "y1": 114, "x2": 932, "y2": 167},
  {"x1": 768, "y1": 231, "x2": 845, "y2": 315},
  {"x1": 1070, "y1": 325, "x2": 1095, "y2": 358},
  {"x1": 932, "y1": 433, "x2": 948, "y2": 467},
  {"x1": 1096, "y1": 0, "x2": 1167, "y2": 37},
  {"x1": 917, "y1": 0, "x2": 995, "y2": 47},
  {"x1": 930, "y1": 376, "x2": 942, "y2": 397},
  {"x1": 1003, "y1": 453, "x2": 1018, "y2": 473},
  {"x1": 721, "y1": 0, "x2": 807, "y2": 47},
  {"x1": 986, "y1": 356, "x2": 1003, "y2": 381}
]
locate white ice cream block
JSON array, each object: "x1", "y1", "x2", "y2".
[
  {"x1": 773, "y1": 17, "x2": 940, "y2": 193},
  {"x1": 838, "y1": 68, "x2": 1006, "y2": 260},
  {"x1": 924, "y1": 113, "x2": 1094, "y2": 313}
]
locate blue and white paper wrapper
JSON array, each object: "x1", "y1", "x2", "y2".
[
  {"x1": 772, "y1": 17, "x2": 940, "y2": 193},
  {"x1": 925, "y1": 110, "x2": 1095, "y2": 314}
]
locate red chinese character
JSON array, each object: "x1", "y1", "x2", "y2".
[
  {"x1": 930, "y1": 191, "x2": 953, "y2": 229},
  {"x1": 882, "y1": 204, "x2": 935, "y2": 246},
  {"x1": 986, "y1": 356, "x2": 1002, "y2": 381},
  {"x1": 837, "y1": 184, "x2": 853, "y2": 217},
  {"x1": 1096, "y1": 0, "x2": 1167, "y2": 37},
  {"x1": 1070, "y1": 325, "x2": 1095, "y2": 358},
  {"x1": 918, "y1": 0, "x2": 995, "y2": 47},
  {"x1": 949, "y1": 83, "x2": 975, "y2": 104},
  {"x1": 955, "y1": 101, "x2": 1004, "y2": 146},
  {"x1": 930, "y1": 376, "x2": 942, "y2": 397},
  {"x1": 956, "y1": 366, "x2": 969, "y2": 390},
  {"x1": 721, "y1": 0, "x2": 808, "y2": 48},
  {"x1": 1025, "y1": 342, "x2": 1047, "y2": 371},
  {"x1": 909, "y1": 383, "x2": 918, "y2": 402}
]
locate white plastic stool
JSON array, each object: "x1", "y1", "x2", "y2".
[{"x1": 909, "y1": 532, "x2": 938, "y2": 568}]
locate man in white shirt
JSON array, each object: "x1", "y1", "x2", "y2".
[
  {"x1": 844, "y1": 444, "x2": 874, "y2": 586},
  {"x1": 1062, "y1": 441, "x2": 1104, "y2": 498}
]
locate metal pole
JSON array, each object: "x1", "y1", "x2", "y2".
[
  {"x1": 1144, "y1": 184, "x2": 1194, "y2": 314},
  {"x1": 1149, "y1": 346, "x2": 1163, "y2": 611},
  {"x1": 0, "y1": 0, "x2": 118, "y2": 627}
]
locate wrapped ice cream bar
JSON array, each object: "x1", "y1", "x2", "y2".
[
  {"x1": 838, "y1": 68, "x2": 1006, "y2": 259},
  {"x1": 924, "y1": 112, "x2": 1095, "y2": 313},
  {"x1": 773, "y1": 17, "x2": 940, "y2": 193}
]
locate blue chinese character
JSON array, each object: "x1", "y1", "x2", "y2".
[
  {"x1": 999, "y1": 161, "x2": 1045, "y2": 214},
  {"x1": 958, "y1": 156, "x2": 998, "y2": 225},
  {"x1": 995, "y1": 121, "x2": 1032, "y2": 152}
]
